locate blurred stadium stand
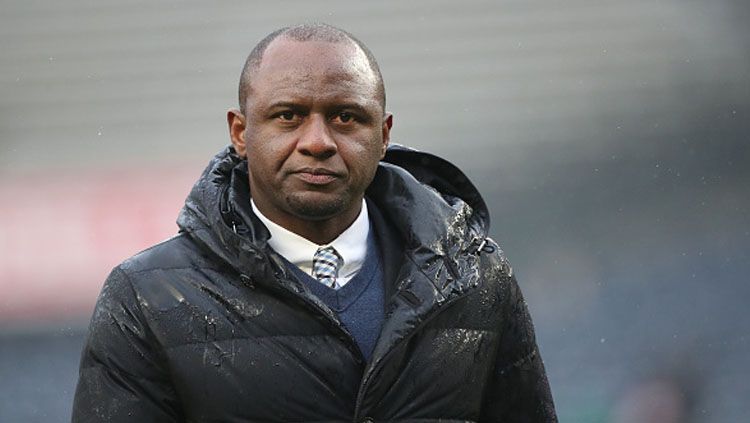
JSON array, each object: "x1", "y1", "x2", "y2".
[{"x1": 1, "y1": 0, "x2": 748, "y2": 421}]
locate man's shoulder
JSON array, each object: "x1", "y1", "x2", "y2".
[
  {"x1": 478, "y1": 237, "x2": 514, "y2": 278},
  {"x1": 472, "y1": 236, "x2": 518, "y2": 300},
  {"x1": 116, "y1": 232, "x2": 214, "y2": 277}
]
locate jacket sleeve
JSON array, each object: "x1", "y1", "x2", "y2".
[
  {"x1": 480, "y1": 271, "x2": 557, "y2": 422},
  {"x1": 72, "y1": 267, "x2": 183, "y2": 423}
]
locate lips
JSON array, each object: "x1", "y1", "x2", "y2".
[{"x1": 291, "y1": 167, "x2": 342, "y2": 185}]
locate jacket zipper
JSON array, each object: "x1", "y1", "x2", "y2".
[{"x1": 352, "y1": 237, "x2": 492, "y2": 420}]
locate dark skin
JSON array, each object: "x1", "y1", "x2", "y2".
[{"x1": 228, "y1": 38, "x2": 393, "y2": 244}]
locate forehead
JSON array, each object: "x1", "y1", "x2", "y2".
[{"x1": 248, "y1": 38, "x2": 380, "y2": 108}]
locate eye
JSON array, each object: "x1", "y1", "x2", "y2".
[
  {"x1": 334, "y1": 112, "x2": 354, "y2": 124},
  {"x1": 278, "y1": 111, "x2": 296, "y2": 121},
  {"x1": 273, "y1": 110, "x2": 303, "y2": 126}
]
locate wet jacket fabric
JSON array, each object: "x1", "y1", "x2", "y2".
[{"x1": 72, "y1": 145, "x2": 557, "y2": 422}]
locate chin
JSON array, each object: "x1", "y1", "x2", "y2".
[{"x1": 285, "y1": 192, "x2": 350, "y2": 221}]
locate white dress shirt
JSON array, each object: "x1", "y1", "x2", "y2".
[{"x1": 251, "y1": 199, "x2": 370, "y2": 288}]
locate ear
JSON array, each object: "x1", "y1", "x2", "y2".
[
  {"x1": 380, "y1": 112, "x2": 393, "y2": 158},
  {"x1": 227, "y1": 108, "x2": 247, "y2": 158}
]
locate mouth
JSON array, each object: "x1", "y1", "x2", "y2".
[{"x1": 291, "y1": 167, "x2": 342, "y2": 185}]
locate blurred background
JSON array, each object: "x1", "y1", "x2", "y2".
[{"x1": 1, "y1": 0, "x2": 748, "y2": 421}]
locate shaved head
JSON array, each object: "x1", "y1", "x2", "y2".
[{"x1": 238, "y1": 23, "x2": 385, "y2": 115}]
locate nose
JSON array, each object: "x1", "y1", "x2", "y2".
[{"x1": 297, "y1": 114, "x2": 337, "y2": 159}]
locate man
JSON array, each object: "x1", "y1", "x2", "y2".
[{"x1": 73, "y1": 24, "x2": 556, "y2": 422}]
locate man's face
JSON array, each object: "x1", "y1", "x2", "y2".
[{"x1": 233, "y1": 38, "x2": 391, "y2": 230}]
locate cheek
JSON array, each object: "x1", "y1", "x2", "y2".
[
  {"x1": 246, "y1": 144, "x2": 279, "y2": 182},
  {"x1": 348, "y1": 141, "x2": 383, "y2": 180},
  {"x1": 248, "y1": 135, "x2": 293, "y2": 168}
]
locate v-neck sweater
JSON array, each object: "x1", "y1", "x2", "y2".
[{"x1": 285, "y1": 227, "x2": 385, "y2": 362}]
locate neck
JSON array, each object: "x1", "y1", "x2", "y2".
[
  {"x1": 254, "y1": 200, "x2": 363, "y2": 245},
  {"x1": 286, "y1": 212, "x2": 359, "y2": 245}
]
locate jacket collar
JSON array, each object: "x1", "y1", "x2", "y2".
[{"x1": 362, "y1": 161, "x2": 488, "y2": 366}]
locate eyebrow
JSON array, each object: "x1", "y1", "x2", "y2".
[
  {"x1": 331, "y1": 103, "x2": 372, "y2": 115},
  {"x1": 266, "y1": 101, "x2": 306, "y2": 110},
  {"x1": 266, "y1": 101, "x2": 374, "y2": 115}
]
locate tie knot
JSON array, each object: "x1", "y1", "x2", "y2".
[{"x1": 312, "y1": 246, "x2": 343, "y2": 289}]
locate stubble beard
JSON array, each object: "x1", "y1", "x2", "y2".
[{"x1": 285, "y1": 191, "x2": 351, "y2": 221}]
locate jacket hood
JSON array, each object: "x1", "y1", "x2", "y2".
[
  {"x1": 176, "y1": 144, "x2": 491, "y2": 278},
  {"x1": 376, "y1": 143, "x2": 490, "y2": 247}
]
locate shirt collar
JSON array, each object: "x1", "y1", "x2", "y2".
[{"x1": 251, "y1": 199, "x2": 370, "y2": 277}]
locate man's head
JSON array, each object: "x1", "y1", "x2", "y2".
[{"x1": 228, "y1": 24, "x2": 392, "y2": 244}]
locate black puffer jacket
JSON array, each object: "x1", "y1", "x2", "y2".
[{"x1": 73, "y1": 145, "x2": 556, "y2": 422}]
